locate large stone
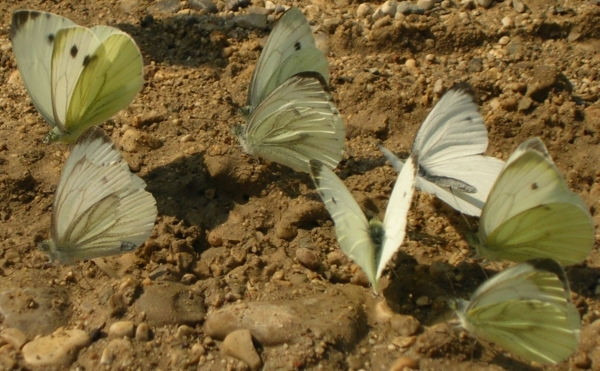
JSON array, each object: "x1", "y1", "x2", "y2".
[
  {"x1": 22, "y1": 329, "x2": 91, "y2": 367},
  {"x1": 134, "y1": 282, "x2": 206, "y2": 326}
]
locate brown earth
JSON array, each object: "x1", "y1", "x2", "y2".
[{"x1": 0, "y1": 0, "x2": 599, "y2": 370}]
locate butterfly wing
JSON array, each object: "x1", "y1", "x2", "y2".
[
  {"x1": 477, "y1": 137, "x2": 593, "y2": 265},
  {"x1": 51, "y1": 26, "x2": 143, "y2": 143},
  {"x1": 247, "y1": 7, "x2": 328, "y2": 110},
  {"x1": 377, "y1": 154, "x2": 418, "y2": 280},
  {"x1": 239, "y1": 73, "x2": 345, "y2": 173},
  {"x1": 414, "y1": 84, "x2": 489, "y2": 166},
  {"x1": 457, "y1": 259, "x2": 581, "y2": 364},
  {"x1": 51, "y1": 26, "x2": 102, "y2": 134},
  {"x1": 48, "y1": 127, "x2": 156, "y2": 263},
  {"x1": 309, "y1": 160, "x2": 377, "y2": 289},
  {"x1": 10, "y1": 10, "x2": 76, "y2": 127}
]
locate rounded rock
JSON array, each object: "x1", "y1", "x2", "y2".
[
  {"x1": 109, "y1": 321, "x2": 135, "y2": 338},
  {"x1": 356, "y1": 3, "x2": 374, "y2": 17},
  {"x1": 221, "y1": 329, "x2": 262, "y2": 371},
  {"x1": 22, "y1": 329, "x2": 91, "y2": 367},
  {"x1": 476, "y1": 0, "x2": 493, "y2": 7},
  {"x1": 295, "y1": 248, "x2": 321, "y2": 271},
  {"x1": 417, "y1": 0, "x2": 435, "y2": 11},
  {"x1": 135, "y1": 323, "x2": 151, "y2": 341}
]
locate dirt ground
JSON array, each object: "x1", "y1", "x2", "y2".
[{"x1": 0, "y1": 0, "x2": 599, "y2": 370}]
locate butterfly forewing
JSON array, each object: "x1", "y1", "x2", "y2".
[
  {"x1": 247, "y1": 8, "x2": 328, "y2": 109},
  {"x1": 413, "y1": 85, "x2": 488, "y2": 166},
  {"x1": 377, "y1": 154, "x2": 418, "y2": 280},
  {"x1": 10, "y1": 10, "x2": 76, "y2": 127}
]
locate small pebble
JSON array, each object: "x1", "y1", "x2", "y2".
[
  {"x1": 498, "y1": 36, "x2": 510, "y2": 45},
  {"x1": 221, "y1": 329, "x2": 262, "y2": 371},
  {"x1": 476, "y1": 0, "x2": 492, "y2": 7},
  {"x1": 356, "y1": 3, "x2": 374, "y2": 17},
  {"x1": 373, "y1": 0, "x2": 397, "y2": 20},
  {"x1": 405, "y1": 59, "x2": 417, "y2": 68},
  {"x1": 109, "y1": 321, "x2": 135, "y2": 338},
  {"x1": 227, "y1": 0, "x2": 250, "y2": 11},
  {"x1": 433, "y1": 79, "x2": 444, "y2": 95},
  {"x1": 175, "y1": 325, "x2": 196, "y2": 339},
  {"x1": 501, "y1": 16, "x2": 514, "y2": 28},
  {"x1": 417, "y1": 0, "x2": 435, "y2": 11},
  {"x1": 396, "y1": 1, "x2": 424, "y2": 15},
  {"x1": 295, "y1": 248, "x2": 321, "y2": 271},
  {"x1": 135, "y1": 323, "x2": 151, "y2": 341},
  {"x1": 235, "y1": 14, "x2": 267, "y2": 30}
]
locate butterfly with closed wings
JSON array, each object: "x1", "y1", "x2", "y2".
[
  {"x1": 471, "y1": 137, "x2": 594, "y2": 266},
  {"x1": 233, "y1": 8, "x2": 345, "y2": 173},
  {"x1": 39, "y1": 127, "x2": 157, "y2": 264},
  {"x1": 379, "y1": 84, "x2": 504, "y2": 217},
  {"x1": 10, "y1": 10, "x2": 143, "y2": 144},
  {"x1": 453, "y1": 258, "x2": 581, "y2": 364},
  {"x1": 309, "y1": 155, "x2": 418, "y2": 293}
]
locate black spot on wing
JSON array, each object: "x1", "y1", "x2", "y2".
[
  {"x1": 531, "y1": 182, "x2": 539, "y2": 190},
  {"x1": 294, "y1": 41, "x2": 301, "y2": 51},
  {"x1": 48, "y1": 34, "x2": 55, "y2": 44},
  {"x1": 70, "y1": 44, "x2": 79, "y2": 58},
  {"x1": 83, "y1": 54, "x2": 95, "y2": 67},
  {"x1": 331, "y1": 196, "x2": 337, "y2": 205}
]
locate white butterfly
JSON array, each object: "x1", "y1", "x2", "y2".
[
  {"x1": 471, "y1": 137, "x2": 594, "y2": 266},
  {"x1": 10, "y1": 10, "x2": 143, "y2": 144},
  {"x1": 233, "y1": 8, "x2": 343, "y2": 173},
  {"x1": 380, "y1": 84, "x2": 504, "y2": 217},
  {"x1": 39, "y1": 127, "x2": 157, "y2": 264},
  {"x1": 454, "y1": 258, "x2": 581, "y2": 364},
  {"x1": 243, "y1": 7, "x2": 329, "y2": 116},
  {"x1": 309, "y1": 155, "x2": 418, "y2": 293}
]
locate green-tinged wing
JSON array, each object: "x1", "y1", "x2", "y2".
[
  {"x1": 247, "y1": 7, "x2": 328, "y2": 110},
  {"x1": 238, "y1": 73, "x2": 345, "y2": 173},
  {"x1": 482, "y1": 203, "x2": 594, "y2": 265},
  {"x1": 46, "y1": 127, "x2": 157, "y2": 264},
  {"x1": 51, "y1": 26, "x2": 102, "y2": 133},
  {"x1": 477, "y1": 137, "x2": 593, "y2": 265},
  {"x1": 309, "y1": 160, "x2": 377, "y2": 289},
  {"x1": 61, "y1": 28, "x2": 143, "y2": 143},
  {"x1": 10, "y1": 10, "x2": 76, "y2": 127},
  {"x1": 456, "y1": 259, "x2": 581, "y2": 365},
  {"x1": 464, "y1": 300, "x2": 580, "y2": 364}
]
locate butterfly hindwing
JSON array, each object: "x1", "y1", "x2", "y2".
[
  {"x1": 247, "y1": 7, "x2": 328, "y2": 110},
  {"x1": 240, "y1": 73, "x2": 345, "y2": 173}
]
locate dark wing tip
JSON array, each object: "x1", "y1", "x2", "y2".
[
  {"x1": 527, "y1": 258, "x2": 572, "y2": 296},
  {"x1": 11, "y1": 10, "x2": 40, "y2": 38},
  {"x1": 449, "y1": 81, "x2": 476, "y2": 97},
  {"x1": 309, "y1": 159, "x2": 323, "y2": 176}
]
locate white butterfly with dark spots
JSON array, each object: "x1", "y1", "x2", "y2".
[
  {"x1": 454, "y1": 258, "x2": 581, "y2": 364},
  {"x1": 10, "y1": 10, "x2": 143, "y2": 144},
  {"x1": 471, "y1": 137, "x2": 594, "y2": 266},
  {"x1": 309, "y1": 155, "x2": 418, "y2": 293},
  {"x1": 380, "y1": 84, "x2": 504, "y2": 217},
  {"x1": 39, "y1": 127, "x2": 157, "y2": 263},
  {"x1": 233, "y1": 8, "x2": 344, "y2": 173}
]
